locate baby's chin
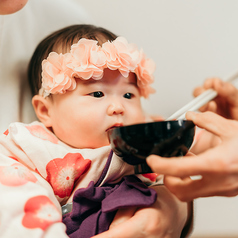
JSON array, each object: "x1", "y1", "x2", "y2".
[
  {"x1": 93, "y1": 141, "x2": 111, "y2": 149},
  {"x1": 73, "y1": 141, "x2": 110, "y2": 150},
  {"x1": 58, "y1": 135, "x2": 110, "y2": 149}
]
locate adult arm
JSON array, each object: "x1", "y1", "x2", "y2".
[{"x1": 92, "y1": 185, "x2": 192, "y2": 238}]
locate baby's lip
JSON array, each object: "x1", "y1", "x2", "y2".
[{"x1": 106, "y1": 123, "x2": 123, "y2": 132}]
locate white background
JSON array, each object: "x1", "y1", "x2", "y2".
[{"x1": 77, "y1": 1, "x2": 238, "y2": 237}]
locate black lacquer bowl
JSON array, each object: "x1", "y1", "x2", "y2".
[{"x1": 107, "y1": 120, "x2": 195, "y2": 173}]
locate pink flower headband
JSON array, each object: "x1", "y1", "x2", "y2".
[{"x1": 39, "y1": 37, "x2": 156, "y2": 98}]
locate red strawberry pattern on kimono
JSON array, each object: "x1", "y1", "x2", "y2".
[{"x1": 0, "y1": 121, "x2": 162, "y2": 237}]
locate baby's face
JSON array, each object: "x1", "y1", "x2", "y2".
[{"x1": 48, "y1": 69, "x2": 146, "y2": 149}]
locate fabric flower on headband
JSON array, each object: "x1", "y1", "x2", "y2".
[{"x1": 40, "y1": 37, "x2": 156, "y2": 98}]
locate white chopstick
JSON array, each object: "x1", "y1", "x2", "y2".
[{"x1": 166, "y1": 70, "x2": 238, "y2": 121}]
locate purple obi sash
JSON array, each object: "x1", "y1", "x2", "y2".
[{"x1": 63, "y1": 175, "x2": 157, "y2": 238}]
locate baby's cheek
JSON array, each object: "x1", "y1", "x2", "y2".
[
  {"x1": 137, "y1": 112, "x2": 147, "y2": 123},
  {"x1": 131, "y1": 115, "x2": 146, "y2": 125}
]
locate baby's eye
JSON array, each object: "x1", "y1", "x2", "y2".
[
  {"x1": 89, "y1": 91, "x2": 104, "y2": 98},
  {"x1": 123, "y1": 93, "x2": 133, "y2": 99}
]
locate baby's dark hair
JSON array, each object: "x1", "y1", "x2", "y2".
[{"x1": 28, "y1": 24, "x2": 117, "y2": 96}]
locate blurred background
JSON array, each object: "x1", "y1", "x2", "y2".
[{"x1": 76, "y1": 1, "x2": 238, "y2": 237}]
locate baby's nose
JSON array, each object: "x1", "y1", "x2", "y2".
[{"x1": 107, "y1": 102, "x2": 124, "y2": 116}]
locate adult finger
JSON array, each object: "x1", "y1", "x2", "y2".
[
  {"x1": 213, "y1": 79, "x2": 238, "y2": 104},
  {"x1": 109, "y1": 207, "x2": 137, "y2": 229},
  {"x1": 91, "y1": 219, "x2": 140, "y2": 238},
  {"x1": 163, "y1": 176, "x2": 204, "y2": 201},
  {"x1": 193, "y1": 86, "x2": 205, "y2": 97},
  {"x1": 186, "y1": 111, "x2": 235, "y2": 138},
  {"x1": 147, "y1": 154, "x2": 206, "y2": 178},
  {"x1": 91, "y1": 210, "x2": 155, "y2": 238},
  {"x1": 196, "y1": 101, "x2": 217, "y2": 113},
  {"x1": 163, "y1": 175, "x2": 231, "y2": 201},
  {"x1": 164, "y1": 173, "x2": 238, "y2": 201},
  {"x1": 147, "y1": 143, "x2": 227, "y2": 177}
]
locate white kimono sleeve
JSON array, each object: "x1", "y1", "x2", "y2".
[{"x1": 0, "y1": 155, "x2": 69, "y2": 238}]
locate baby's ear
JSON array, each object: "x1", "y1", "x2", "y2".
[{"x1": 32, "y1": 95, "x2": 52, "y2": 127}]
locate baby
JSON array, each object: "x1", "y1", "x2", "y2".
[{"x1": 0, "y1": 24, "x2": 191, "y2": 237}]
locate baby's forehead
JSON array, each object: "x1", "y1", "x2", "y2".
[{"x1": 76, "y1": 76, "x2": 138, "y2": 88}]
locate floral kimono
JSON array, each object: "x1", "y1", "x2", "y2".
[{"x1": 0, "y1": 121, "x2": 159, "y2": 237}]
